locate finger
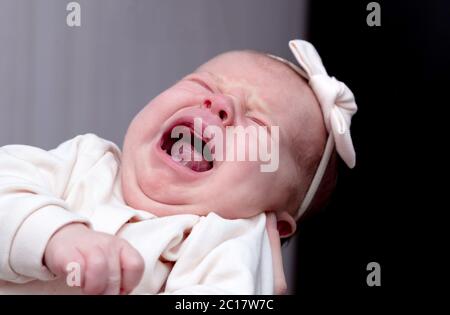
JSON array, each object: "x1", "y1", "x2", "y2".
[
  {"x1": 119, "y1": 241, "x2": 145, "y2": 294},
  {"x1": 46, "y1": 246, "x2": 81, "y2": 277},
  {"x1": 103, "y1": 242, "x2": 122, "y2": 295},
  {"x1": 82, "y1": 246, "x2": 108, "y2": 295}
]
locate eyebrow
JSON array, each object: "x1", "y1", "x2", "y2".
[
  {"x1": 202, "y1": 71, "x2": 222, "y2": 82},
  {"x1": 246, "y1": 92, "x2": 271, "y2": 115}
]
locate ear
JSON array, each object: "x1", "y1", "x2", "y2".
[{"x1": 276, "y1": 211, "x2": 297, "y2": 238}]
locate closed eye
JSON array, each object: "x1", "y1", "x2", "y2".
[
  {"x1": 249, "y1": 116, "x2": 265, "y2": 126},
  {"x1": 186, "y1": 77, "x2": 214, "y2": 93},
  {"x1": 248, "y1": 116, "x2": 272, "y2": 135}
]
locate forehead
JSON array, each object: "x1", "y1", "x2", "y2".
[
  {"x1": 197, "y1": 51, "x2": 306, "y2": 105},
  {"x1": 196, "y1": 51, "x2": 321, "y2": 143}
]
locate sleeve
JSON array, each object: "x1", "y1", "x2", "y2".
[
  {"x1": 161, "y1": 213, "x2": 274, "y2": 295},
  {"x1": 0, "y1": 134, "x2": 114, "y2": 283}
]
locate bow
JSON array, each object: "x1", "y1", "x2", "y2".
[{"x1": 289, "y1": 40, "x2": 357, "y2": 168}]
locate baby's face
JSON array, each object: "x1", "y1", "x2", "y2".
[{"x1": 121, "y1": 51, "x2": 325, "y2": 222}]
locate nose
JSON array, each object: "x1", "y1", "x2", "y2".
[{"x1": 203, "y1": 95, "x2": 235, "y2": 125}]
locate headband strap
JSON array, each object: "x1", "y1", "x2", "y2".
[{"x1": 269, "y1": 39, "x2": 358, "y2": 220}]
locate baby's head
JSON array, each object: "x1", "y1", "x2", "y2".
[{"x1": 121, "y1": 41, "x2": 356, "y2": 238}]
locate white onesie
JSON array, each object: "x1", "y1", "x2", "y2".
[{"x1": 0, "y1": 134, "x2": 274, "y2": 294}]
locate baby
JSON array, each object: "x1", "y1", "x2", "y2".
[{"x1": 0, "y1": 40, "x2": 357, "y2": 294}]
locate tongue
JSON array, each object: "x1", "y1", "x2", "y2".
[{"x1": 171, "y1": 143, "x2": 211, "y2": 172}]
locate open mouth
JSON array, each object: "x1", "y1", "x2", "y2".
[{"x1": 160, "y1": 122, "x2": 214, "y2": 172}]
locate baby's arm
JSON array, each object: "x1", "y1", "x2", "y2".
[
  {"x1": 0, "y1": 134, "x2": 143, "y2": 294},
  {"x1": 161, "y1": 213, "x2": 277, "y2": 294}
]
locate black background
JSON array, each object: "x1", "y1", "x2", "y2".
[{"x1": 294, "y1": 0, "x2": 448, "y2": 295}]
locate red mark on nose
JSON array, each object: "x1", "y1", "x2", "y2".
[{"x1": 204, "y1": 99, "x2": 211, "y2": 108}]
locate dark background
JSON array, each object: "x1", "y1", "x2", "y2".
[{"x1": 295, "y1": 0, "x2": 447, "y2": 295}]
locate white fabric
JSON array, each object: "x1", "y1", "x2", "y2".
[
  {"x1": 0, "y1": 134, "x2": 274, "y2": 294},
  {"x1": 269, "y1": 39, "x2": 358, "y2": 220}
]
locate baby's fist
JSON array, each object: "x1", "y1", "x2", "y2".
[{"x1": 44, "y1": 223, "x2": 144, "y2": 295}]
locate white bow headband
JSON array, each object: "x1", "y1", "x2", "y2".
[{"x1": 268, "y1": 40, "x2": 358, "y2": 220}]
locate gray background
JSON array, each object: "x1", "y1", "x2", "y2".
[{"x1": 0, "y1": 0, "x2": 308, "y2": 294}]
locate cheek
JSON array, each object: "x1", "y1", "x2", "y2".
[
  {"x1": 125, "y1": 103, "x2": 159, "y2": 146},
  {"x1": 127, "y1": 85, "x2": 207, "y2": 143},
  {"x1": 227, "y1": 160, "x2": 260, "y2": 178},
  {"x1": 220, "y1": 161, "x2": 272, "y2": 199},
  {"x1": 221, "y1": 166, "x2": 276, "y2": 217},
  {"x1": 152, "y1": 87, "x2": 204, "y2": 114},
  {"x1": 120, "y1": 158, "x2": 146, "y2": 210}
]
